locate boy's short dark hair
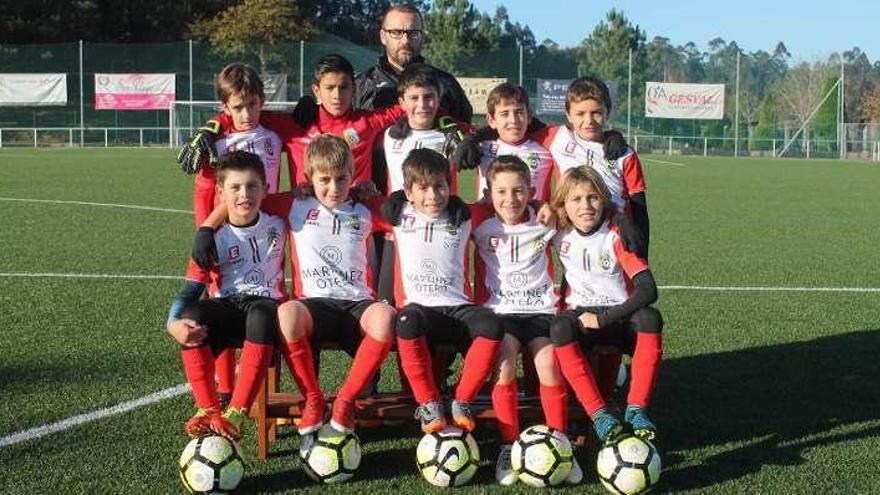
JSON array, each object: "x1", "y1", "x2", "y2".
[
  {"x1": 486, "y1": 82, "x2": 530, "y2": 116},
  {"x1": 313, "y1": 54, "x2": 355, "y2": 86},
  {"x1": 397, "y1": 63, "x2": 440, "y2": 97},
  {"x1": 216, "y1": 150, "x2": 267, "y2": 185},
  {"x1": 486, "y1": 155, "x2": 531, "y2": 187},
  {"x1": 402, "y1": 148, "x2": 451, "y2": 190},
  {"x1": 305, "y1": 134, "x2": 354, "y2": 179},
  {"x1": 216, "y1": 62, "x2": 265, "y2": 103},
  {"x1": 566, "y1": 76, "x2": 612, "y2": 114}
]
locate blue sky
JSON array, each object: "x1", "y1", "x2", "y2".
[{"x1": 469, "y1": 0, "x2": 880, "y2": 62}]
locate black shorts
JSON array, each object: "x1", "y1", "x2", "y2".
[
  {"x1": 397, "y1": 303, "x2": 501, "y2": 352},
  {"x1": 182, "y1": 295, "x2": 279, "y2": 354},
  {"x1": 300, "y1": 297, "x2": 377, "y2": 351},
  {"x1": 499, "y1": 313, "x2": 553, "y2": 346},
  {"x1": 564, "y1": 306, "x2": 636, "y2": 355}
]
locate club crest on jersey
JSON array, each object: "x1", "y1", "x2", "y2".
[
  {"x1": 228, "y1": 245, "x2": 241, "y2": 261},
  {"x1": 266, "y1": 227, "x2": 279, "y2": 249},
  {"x1": 342, "y1": 128, "x2": 360, "y2": 146},
  {"x1": 559, "y1": 241, "x2": 570, "y2": 254},
  {"x1": 264, "y1": 139, "x2": 275, "y2": 156},
  {"x1": 532, "y1": 237, "x2": 547, "y2": 252},
  {"x1": 507, "y1": 271, "x2": 529, "y2": 289},
  {"x1": 599, "y1": 250, "x2": 612, "y2": 270},
  {"x1": 344, "y1": 214, "x2": 361, "y2": 231},
  {"x1": 401, "y1": 214, "x2": 416, "y2": 231},
  {"x1": 320, "y1": 245, "x2": 343, "y2": 266},
  {"x1": 526, "y1": 152, "x2": 541, "y2": 171},
  {"x1": 564, "y1": 141, "x2": 577, "y2": 156}
]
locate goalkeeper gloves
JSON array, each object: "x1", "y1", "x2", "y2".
[
  {"x1": 602, "y1": 129, "x2": 629, "y2": 162},
  {"x1": 176, "y1": 120, "x2": 221, "y2": 175},
  {"x1": 291, "y1": 95, "x2": 319, "y2": 128},
  {"x1": 612, "y1": 212, "x2": 647, "y2": 258}
]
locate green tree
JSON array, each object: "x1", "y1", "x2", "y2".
[
  {"x1": 422, "y1": 0, "x2": 481, "y2": 72},
  {"x1": 191, "y1": 0, "x2": 314, "y2": 72},
  {"x1": 813, "y1": 76, "x2": 839, "y2": 142},
  {"x1": 754, "y1": 93, "x2": 778, "y2": 140}
]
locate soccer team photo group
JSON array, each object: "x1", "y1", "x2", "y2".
[{"x1": 2, "y1": 1, "x2": 879, "y2": 494}]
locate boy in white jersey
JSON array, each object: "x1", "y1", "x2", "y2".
[
  {"x1": 384, "y1": 148, "x2": 504, "y2": 433},
  {"x1": 474, "y1": 83, "x2": 555, "y2": 201},
  {"x1": 549, "y1": 167, "x2": 663, "y2": 444},
  {"x1": 471, "y1": 155, "x2": 583, "y2": 485},
  {"x1": 177, "y1": 63, "x2": 284, "y2": 407},
  {"x1": 268, "y1": 135, "x2": 396, "y2": 434},
  {"x1": 166, "y1": 151, "x2": 286, "y2": 442}
]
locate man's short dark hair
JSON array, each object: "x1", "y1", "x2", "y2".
[{"x1": 382, "y1": 4, "x2": 423, "y2": 27}]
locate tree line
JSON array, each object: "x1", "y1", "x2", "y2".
[{"x1": 3, "y1": 0, "x2": 879, "y2": 139}]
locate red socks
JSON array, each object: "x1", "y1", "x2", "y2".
[
  {"x1": 229, "y1": 341, "x2": 273, "y2": 410},
  {"x1": 539, "y1": 384, "x2": 568, "y2": 433},
  {"x1": 455, "y1": 337, "x2": 501, "y2": 403},
  {"x1": 554, "y1": 342, "x2": 606, "y2": 416},
  {"x1": 396, "y1": 336, "x2": 440, "y2": 404},
  {"x1": 336, "y1": 336, "x2": 392, "y2": 402},
  {"x1": 491, "y1": 382, "x2": 519, "y2": 443},
  {"x1": 214, "y1": 348, "x2": 236, "y2": 395},
  {"x1": 281, "y1": 338, "x2": 324, "y2": 403},
  {"x1": 627, "y1": 333, "x2": 662, "y2": 408},
  {"x1": 181, "y1": 346, "x2": 220, "y2": 409}
]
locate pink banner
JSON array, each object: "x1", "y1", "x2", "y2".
[{"x1": 94, "y1": 73, "x2": 175, "y2": 110}]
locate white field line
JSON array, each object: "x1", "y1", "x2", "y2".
[
  {"x1": 2, "y1": 271, "x2": 879, "y2": 293},
  {"x1": 0, "y1": 196, "x2": 191, "y2": 215},
  {"x1": 642, "y1": 158, "x2": 686, "y2": 167},
  {"x1": 0, "y1": 384, "x2": 189, "y2": 449}
]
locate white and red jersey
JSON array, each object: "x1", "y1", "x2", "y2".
[
  {"x1": 476, "y1": 138, "x2": 555, "y2": 201},
  {"x1": 391, "y1": 203, "x2": 472, "y2": 307},
  {"x1": 553, "y1": 220, "x2": 648, "y2": 309},
  {"x1": 212, "y1": 212, "x2": 286, "y2": 300},
  {"x1": 192, "y1": 125, "x2": 284, "y2": 226},
  {"x1": 384, "y1": 127, "x2": 458, "y2": 194},
  {"x1": 214, "y1": 125, "x2": 284, "y2": 194},
  {"x1": 260, "y1": 193, "x2": 385, "y2": 301},
  {"x1": 535, "y1": 125, "x2": 645, "y2": 212},
  {"x1": 471, "y1": 204, "x2": 558, "y2": 314}
]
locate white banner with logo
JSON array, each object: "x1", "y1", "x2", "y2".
[
  {"x1": 261, "y1": 73, "x2": 288, "y2": 102},
  {"x1": 456, "y1": 77, "x2": 507, "y2": 115},
  {"x1": 645, "y1": 82, "x2": 725, "y2": 119},
  {"x1": 0, "y1": 73, "x2": 67, "y2": 106},
  {"x1": 94, "y1": 73, "x2": 176, "y2": 110}
]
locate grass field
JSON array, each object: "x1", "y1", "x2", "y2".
[{"x1": 1, "y1": 149, "x2": 878, "y2": 493}]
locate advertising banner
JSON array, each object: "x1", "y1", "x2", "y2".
[
  {"x1": 0, "y1": 73, "x2": 67, "y2": 106},
  {"x1": 95, "y1": 73, "x2": 176, "y2": 110},
  {"x1": 457, "y1": 77, "x2": 507, "y2": 115},
  {"x1": 645, "y1": 82, "x2": 725, "y2": 119}
]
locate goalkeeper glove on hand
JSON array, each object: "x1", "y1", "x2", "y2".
[
  {"x1": 291, "y1": 95, "x2": 319, "y2": 128},
  {"x1": 602, "y1": 129, "x2": 629, "y2": 162},
  {"x1": 381, "y1": 190, "x2": 408, "y2": 226},
  {"x1": 612, "y1": 212, "x2": 647, "y2": 259},
  {"x1": 450, "y1": 135, "x2": 482, "y2": 171},
  {"x1": 388, "y1": 116, "x2": 412, "y2": 140},
  {"x1": 446, "y1": 195, "x2": 471, "y2": 229},
  {"x1": 176, "y1": 120, "x2": 220, "y2": 175},
  {"x1": 192, "y1": 226, "x2": 218, "y2": 270},
  {"x1": 526, "y1": 115, "x2": 548, "y2": 134},
  {"x1": 437, "y1": 116, "x2": 466, "y2": 160}
]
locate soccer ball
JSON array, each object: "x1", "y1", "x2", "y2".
[
  {"x1": 416, "y1": 426, "x2": 480, "y2": 487},
  {"x1": 299, "y1": 424, "x2": 362, "y2": 484},
  {"x1": 596, "y1": 435, "x2": 661, "y2": 495},
  {"x1": 178, "y1": 435, "x2": 244, "y2": 494},
  {"x1": 510, "y1": 424, "x2": 573, "y2": 487}
]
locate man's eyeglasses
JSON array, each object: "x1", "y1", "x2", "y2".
[{"x1": 382, "y1": 29, "x2": 425, "y2": 41}]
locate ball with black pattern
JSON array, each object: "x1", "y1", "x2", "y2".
[
  {"x1": 416, "y1": 426, "x2": 480, "y2": 487},
  {"x1": 299, "y1": 424, "x2": 362, "y2": 484},
  {"x1": 596, "y1": 435, "x2": 661, "y2": 494},
  {"x1": 511, "y1": 424, "x2": 574, "y2": 487},
  {"x1": 178, "y1": 435, "x2": 244, "y2": 494}
]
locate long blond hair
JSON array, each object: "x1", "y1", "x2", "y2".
[{"x1": 550, "y1": 167, "x2": 614, "y2": 229}]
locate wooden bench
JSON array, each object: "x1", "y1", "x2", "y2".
[{"x1": 248, "y1": 344, "x2": 598, "y2": 459}]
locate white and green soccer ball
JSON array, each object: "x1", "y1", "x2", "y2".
[
  {"x1": 299, "y1": 424, "x2": 362, "y2": 484},
  {"x1": 416, "y1": 426, "x2": 480, "y2": 487},
  {"x1": 596, "y1": 435, "x2": 661, "y2": 495},
  {"x1": 511, "y1": 424, "x2": 573, "y2": 487},
  {"x1": 178, "y1": 435, "x2": 244, "y2": 494}
]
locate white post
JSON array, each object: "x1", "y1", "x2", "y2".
[
  {"x1": 0, "y1": 129, "x2": 3, "y2": 148},
  {"x1": 668, "y1": 136, "x2": 673, "y2": 155},
  {"x1": 79, "y1": 40, "x2": 84, "y2": 147},
  {"x1": 772, "y1": 139, "x2": 776, "y2": 157},
  {"x1": 104, "y1": 128, "x2": 108, "y2": 147},
  {"x1": 189, "y1": 40, "x2": 194, "y2": 134},
  {"x1": 299, "y1": 40, "x2": 305, "y2": 97},
  {"x1": 139, "y1": 128, "x2": 144, "y2": 148},
  {"x1": 839, "y1": 57, "x2": 845, "y2": 159},
  {"x1": 518, "y1": 43, "x2": 523, "y2": 86},
  {"x1": 169, "y1": 102, "x2": 174, "y2": 148},
  {"x1": 627, "y1": 48, "x2": 632, "y2": 137},
  {"x1": 34, "y1": 129, "x2": 38, "y2": 148},
  {"x1": 734, "y1": 50, "x2": 740, "y2": 158},
  {"x1": 69, "y1": 128, "x2": 73, "y2": 147},
  {"x1": 634, "y1": 135, "x2": 639, "y2": 152},
  {"x1": 704, "y1": 137, "x2": 708, "y2": 156}
]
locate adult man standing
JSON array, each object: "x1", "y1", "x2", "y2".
[{"x1": 355, "y1": 4, "x2": 473, "y2": 123}]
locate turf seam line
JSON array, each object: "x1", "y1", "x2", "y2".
[
  {"x1": 0, "y1": 196, "x2": 191, "y2": 214},
  {"x1": 642, "y1": 158, "x2": 686, "y2": 167},
  {"x1": 0, "y1": 384, "x2": 189, "y2": 449}
]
